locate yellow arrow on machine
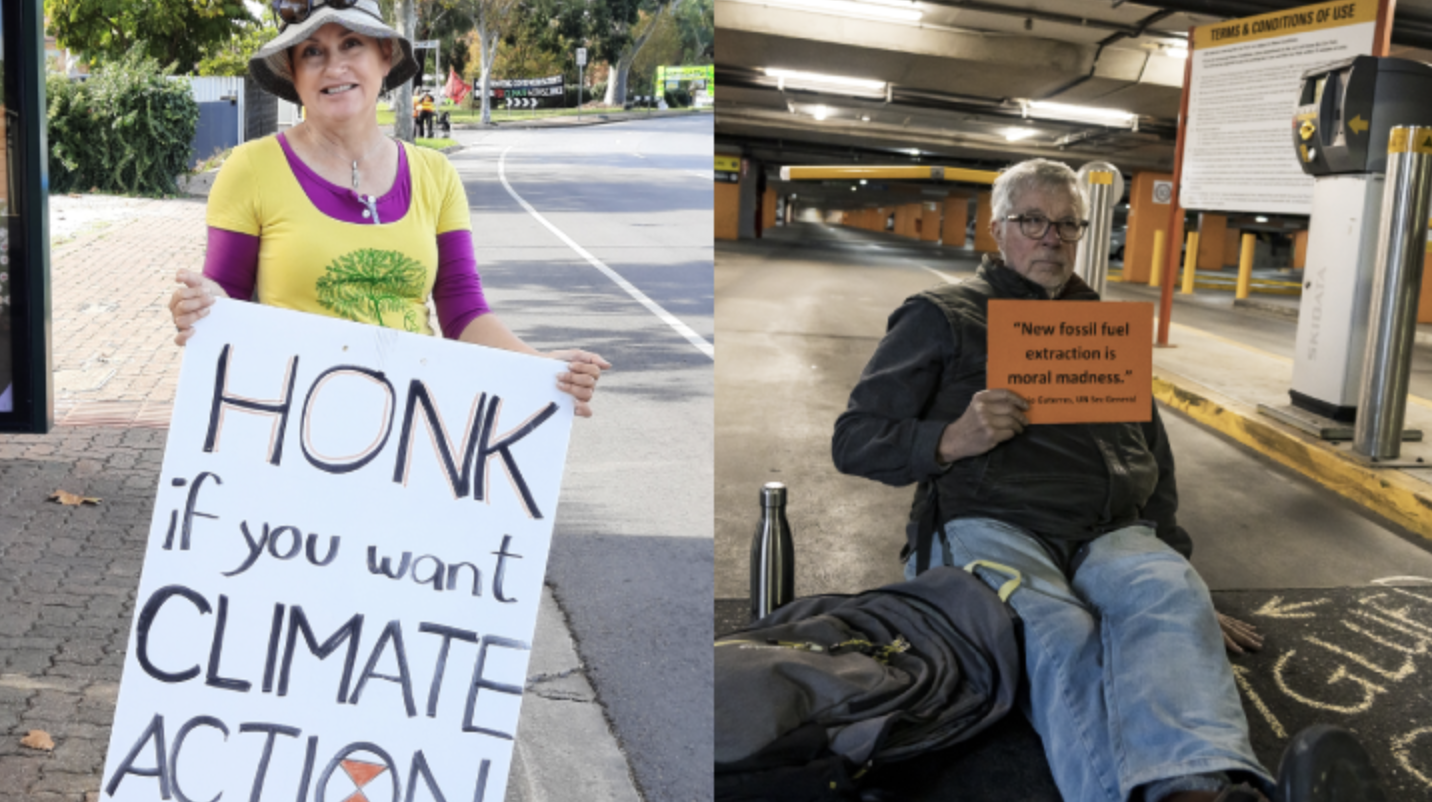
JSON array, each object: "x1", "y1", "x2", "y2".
[
  {"x1": 1299, "y1": 119, "x2": 1315, "y2": 141},
  {"x1": 1348, "y1": 115, "x2": 1369, "y2": 135}
]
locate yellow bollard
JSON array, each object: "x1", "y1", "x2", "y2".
[
  {"x1": 1149, "y1": 230, "x2": 1166, "y2": 288},
  {"x1": 1235, "y1": 232, "x2": 1256, "y2": 300},
  {"x1": 1180, "y1": 231, "x2": 1200, "y2": 295}
]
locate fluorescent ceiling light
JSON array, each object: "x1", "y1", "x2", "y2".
[
  {"x1": 1003, "y1": 127, "x2": 1039, "y2": 142},
  {"x1": 861, "y1": 115, "x2": 872, "y2": 122},
  {"x1": 1256, "y1": 216, "x2": 1270, "y2": 223},
  {"x1": 810, "y1": 105, "x2": 831, "y2": 120},
  {"x1": 1166, "y1": 47, "x2": 1189, "y2": 59},
  {"x1": 758, "y1": 0, "x2": 922, "y2": 22},
  {"x1": 860, "y1": 179, "x2": 868, "y2": 185},
  {"x1": 765, "y1": 68, "x2": 888, "y2": 98},
  {"x1": 1024, "y1": 100, "x2": 1137, "y2": 127}
]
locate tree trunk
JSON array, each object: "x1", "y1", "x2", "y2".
[
  {"x1": 394, "y1": 0, "x2": 416, "y2": 141},
  {"x1": 603, "y1": 1, "x2": 673, "y2": 107},
  {"x1": 477, "y1": 7, "x2": 499, "y2": 125}
]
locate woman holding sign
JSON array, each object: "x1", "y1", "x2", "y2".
[
  {"x1": 832, "y1": 159, "x2": 1385, "y2": 802},
  {"x1": 166, "y1": 0, "x2": 607, "y2": 416}
]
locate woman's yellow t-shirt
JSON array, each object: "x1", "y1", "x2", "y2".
[{"x1": 206, "y1": 136, "x2": 469, "y2": 336}]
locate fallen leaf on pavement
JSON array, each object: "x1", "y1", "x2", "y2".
[
  {"x1": 20, "y1": 730, "x2": 54, "y2": 750},
  {"x1": 48, "y1": 490, "x2": 101, "y2": 506}
]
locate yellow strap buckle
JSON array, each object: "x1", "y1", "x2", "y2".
[{"x1": 963, "y1": 560, "x2": 1023, "y2": 602}]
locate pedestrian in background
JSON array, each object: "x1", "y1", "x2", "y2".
[
  {"x1": 420, "y1": 91, "x2": 436, "y2": 138},
  {"x1": 166, "y1": 0, "x2": 608, "y2": 416}
]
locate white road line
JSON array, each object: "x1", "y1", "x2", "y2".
[
  {"x1": 686, "y1": 170, "x2": 714, "y2": 180},
  {"x1": 498, "y1": 145, "x2": 715, "y2": 359},
  {"x1": 919, "y1": 264, "x2": 962, "y2": 285}
]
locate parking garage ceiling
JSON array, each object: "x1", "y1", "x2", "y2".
[{"x1": 716, "y1": 0, "x2": 1432, "y2": 209}]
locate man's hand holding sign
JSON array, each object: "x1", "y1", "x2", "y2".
[{"x1": 102, "y1": 300, "x2": 574, "y2": 802}]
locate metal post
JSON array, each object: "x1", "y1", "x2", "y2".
[
  {"x1": 1180, "y1": 231, "x2": 1200, "y2": 294},
  {"x1": 1353, "y1": 126, "x2": 1432, "y2": 461},
  {"x1": 578, "y1": 63, "x2": 583, "y2": 122},
  {"x1": 1074, "y1": 170, "x2": 1113, "y2": 296},
  {"x1": 1236, "y1": 232, "x2": 1256, "y2": 300},
  {"x1": 1149, "y1": 229, "x2": 1166, "y2": 288}
]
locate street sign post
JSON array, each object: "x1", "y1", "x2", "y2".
[{"x1": 576, "y1": 48, "x2": 587, "y2": 121}]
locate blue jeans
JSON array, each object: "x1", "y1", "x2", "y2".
[{"x1": 906, "y1": 518, "x2": 1273, "y2": 802}]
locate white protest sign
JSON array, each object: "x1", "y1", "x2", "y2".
[
  {"x1": 1180, "y1": 0, "x2": 1377, "y2": 214},
  {"x1": 100, "y1": 300, "x2": 574, "y2": 802}
]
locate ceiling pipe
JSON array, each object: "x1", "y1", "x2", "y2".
[{"x1": 1037, "y1": 8, "x2": 1177, "y2": 101}]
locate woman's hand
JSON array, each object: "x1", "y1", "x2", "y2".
[
  {"x1": 546, "y1": 349, "x2": 611, "y2": 418},
  {"x1": 1218, "y1": 612, "x2": 1264, "y2": 655},
  {"x1": 169, "y1": 269, "x2": 224, "y2": 346}
]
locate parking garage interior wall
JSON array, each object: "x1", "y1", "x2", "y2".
[
  {"x1": 1125, "y1": 171, "x2": 1180, "y2": 285},
  {"x1": 1292, "y1": 230, "x2": 1308, "y2": 270},
  {"x1": 943, "y1": 196, "x2": 968, "y2": 247},
  {"x1": 738, "y1": 164, "x2": 758, "y2": 239},
  {"x1": 715, "y1": 180, "x2": 740, "y2": 240},
  {"x1": 974, "y1": 192, "x2": 997, "y2": 253},
  {"x1": 921, "y1": 203, "x2": 941, "y2": 242},
  {"x1": 1416, "y1": 246, "x2": 1432, "y2": 323},
  {"x1": 761, "y1": 187, "x2": 777, "y2": 234},
  {"x1": 1198, "y1": 213, "x2": 1228, "y2": 270},
  {"x1": 1225, "y1": 227, "x2": 1244, "y2": 267}
]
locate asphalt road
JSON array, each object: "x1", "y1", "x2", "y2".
[
  {"x1": 714, "y1": 223, "x2": 1432, "y2": 604},
  {"x1": 447, "y1": 115, "x2": 713, "y2": 802}
]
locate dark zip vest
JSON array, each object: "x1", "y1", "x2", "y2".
[{"x1": 906, "y1": 261, "x2": 1178, "y2": 571}]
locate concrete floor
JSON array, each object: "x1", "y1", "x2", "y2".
[{"x1": 715, "y1": 222, "x2": 1432, "y2": 600}]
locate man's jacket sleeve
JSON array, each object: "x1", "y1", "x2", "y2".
[{"x1": 832, "y1": 299, "x2": 958, "y2": 487}]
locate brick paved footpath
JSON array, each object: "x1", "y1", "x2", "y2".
[
  {"x1": 0, "y1": 427, "x2": 159, "y2": 799},
  {"x1": 48, "y1": 196, "x2": 205, "y2": 423}
]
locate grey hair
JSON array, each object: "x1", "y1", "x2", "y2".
[{"x1": 991, "y1": 159, "x2": 1087, "y2": 222}]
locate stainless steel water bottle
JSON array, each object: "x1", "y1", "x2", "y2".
[{"x1": 750, "y1": 482, "x2": 795, "y2": 620}]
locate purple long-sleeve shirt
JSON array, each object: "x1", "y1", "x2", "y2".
[{"x1": 203, "y1": 133, "x2": 489, "y2": 339}]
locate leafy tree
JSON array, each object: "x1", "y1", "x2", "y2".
[
  {"x1": 197, "y1": 16, "x2": 279, "y2": 77},
  {"x1": 673, "y1": 0, "x2": 711, "y2": 63},
  {"x1": 316, "y1": 249, "x2": 428, "y2": 332},
  {"x1": 601, "y1": 0, "x2": 676, "y2": 106},
  {"x1": 629, "y1": 7, "x2": 681, "y2": 99},
  {"x1": 46, "y1": 0, "x2": 255, "y2": 73}
]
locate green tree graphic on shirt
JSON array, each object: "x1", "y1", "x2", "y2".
[{"x1": 316, "y1": 249, "x2": 425, "y2": 332}]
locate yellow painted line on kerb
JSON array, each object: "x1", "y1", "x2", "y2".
[{"x1": 1152, "y1": 372, "x2": 1432, "y2": 544}]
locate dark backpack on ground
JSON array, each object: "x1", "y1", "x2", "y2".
[{"x1": 714, "y1": 564, "x2": 1024, "y2": 802}]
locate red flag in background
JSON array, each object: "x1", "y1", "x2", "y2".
[{"x1": 445, "y1": 67, "x2": 471, "y2": 106}]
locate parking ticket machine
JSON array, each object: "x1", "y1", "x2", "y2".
[{"x1": 1289, "y1": 56, "x2": 1432, "y2": 422}]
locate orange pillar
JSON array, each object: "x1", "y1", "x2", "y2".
[
  {"x1": 1416, "y1": 234, "x2": 1432, "y2": 323},
  {"x1": 761, "y1": 189, "x2": 777, "y2": 233},
  {"x1": 921, "y1": 203, "x2": 941, "y2": 242},
  {"x1": 1197, "y1": 213, "x2": 1227, "y2": 270},
  {"x1": 1293, "y1": 230, "x2": 1309, "y2": 270},
  {"x1": 974, "y1": 192, "x2": 998, "y2": 253},
  {"x1": 1124, "y1": 171, "x2": 1173, "y2": 284},
  {"x1": 715, "y1": 182, "x2": 740, "y2": 241},
  {"x1": 942, "y1": 196, "x2": 968, "y2": 247},
  {"x1": 894, "y1": 204, "x2": 918, "y2": 238},
  {"x1": 1223, "y1": 228, "x2": 1243, "y2": 268}
]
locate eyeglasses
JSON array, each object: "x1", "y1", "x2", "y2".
[
  {"x1": 272, "y1": 0, "x2": 375, "y2": 27},
  {"x1": 1004, "y1": 214, "x2": 1088, "y2": 242}
]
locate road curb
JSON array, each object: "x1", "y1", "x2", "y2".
[
  {"x1": 1152, "y1": 369, "x2": 1432, "y2": 543},
  {"x1": 453, "y1": 109, "x2": 710, "y2": 130}
]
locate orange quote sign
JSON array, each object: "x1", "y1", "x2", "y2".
[{"x1": 987, "y1": 300, "x2": 1153, "y2": 424}]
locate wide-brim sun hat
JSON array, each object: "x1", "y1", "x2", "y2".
[{"x1": 250, "y1": 0, "x2": 418, "y2": 105}]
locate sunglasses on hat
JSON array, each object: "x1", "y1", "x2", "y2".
[{"x1": 271, "y1": 0, "x2": 381, "y2": 27}]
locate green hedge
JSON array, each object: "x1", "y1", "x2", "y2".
[{"x1": 47, "y1": 55, "x2": 199, "y2": 196}]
